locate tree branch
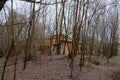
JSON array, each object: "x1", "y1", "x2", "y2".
[
  {"x1": 0, "y1": 0, "x2": 7, "y2": 11},
  {"x1": 21, "y1": 0, "x2": 68, "y2": 5}
]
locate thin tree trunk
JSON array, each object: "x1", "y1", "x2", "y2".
[{"x1": 13, "y1": 49, "x2": 18, "y2": 80}]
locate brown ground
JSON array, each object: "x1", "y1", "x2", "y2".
[{"x1": 0, "y1": 54, "x2": 120, "y2": 80}]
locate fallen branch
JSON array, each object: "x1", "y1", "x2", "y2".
[{"x1": 0, "y1": 62, "x2": 18, "y2": 68}]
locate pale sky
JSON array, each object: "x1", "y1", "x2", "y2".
[{"x1": 0, "y1": 0, "x2": 120, "y2": 41}]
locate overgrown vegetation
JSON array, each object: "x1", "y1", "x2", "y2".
[{"x1": 0, "y1": 0, "x2": 119, "y2": 80}]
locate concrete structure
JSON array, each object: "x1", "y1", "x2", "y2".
[{"x1": 35, "y1": 35, "x2": 96, "y2": 55}]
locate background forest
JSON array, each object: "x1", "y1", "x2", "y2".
[{"x1": 0, "y1": 0, "x2": 120, "y2": 80}]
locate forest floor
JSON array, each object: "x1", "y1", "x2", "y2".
[{"x1": 0, "y1": 54, "x2": 120, "y2": 80}]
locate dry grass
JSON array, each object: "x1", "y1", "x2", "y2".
[{"x1": 0, "y1": 54, "x2": 120, "y2": 80}]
